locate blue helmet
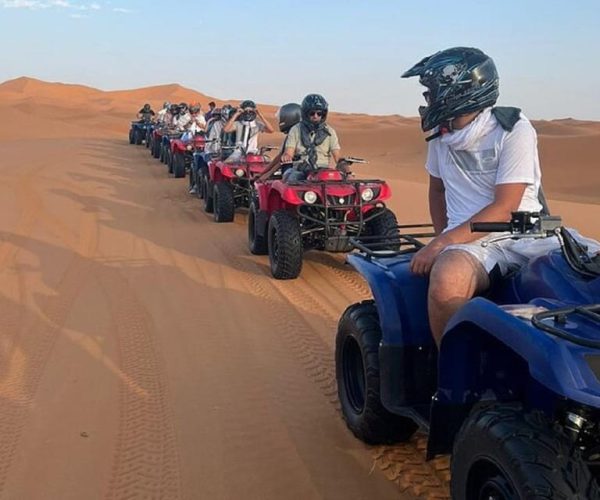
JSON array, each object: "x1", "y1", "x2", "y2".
[{"x1": 402, "y1": 47, "x2": 499, "y2": 131}]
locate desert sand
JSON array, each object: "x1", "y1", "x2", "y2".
[{"x1": 0, "y1": 76, "x2": 599, "y2": 500}]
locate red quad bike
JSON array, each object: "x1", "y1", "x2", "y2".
[
  {"x1": 248, "y1": 158, "x2": 399, "y2": 279},
  {"x1": 157, "y1": 130, "x2": 183, "y2": 166},
  {"x1": 169, "y1": 133, "x2": 206, "y2": 178},
  {"x1": 202, "y1": 146, "x2": 276, "y2": 223}
]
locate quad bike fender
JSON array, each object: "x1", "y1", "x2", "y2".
[
  {"x1": 428, "y1": 296, "x2": 600, "y2": 457},
  {"x1": 346, "y1": 253, "x2": 431, "y2": 346},
  {"x1": 347, "y1": 253, "x2": 437, "y2": 415},
  {"x1": 440, "y1": 297, "x2": 600, "y2": 409}
]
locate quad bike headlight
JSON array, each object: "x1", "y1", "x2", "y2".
[
  {"x1": 304, "y1": 190, "x2": 318, "y2": 204},
  {"x1": 361, "y1": 188, "x2": 374, "y2": 202},
  {"x1": 235, "y1": 168, "x2": 245, "y2": 177}
]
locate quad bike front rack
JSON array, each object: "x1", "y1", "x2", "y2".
[{"x1": 350, "y1": 223, "x2": 436, "y2": 259}]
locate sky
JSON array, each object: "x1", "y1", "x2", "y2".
[{"x1": 1, "y1": 0, "x2": 599, "y2": 120}]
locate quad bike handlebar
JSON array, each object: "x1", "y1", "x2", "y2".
[
  {"x1": 471, "y1": 212, "x2": 562, "y2": 244},
  {"x1": 473, "y1": 211, "x2": 600, "y2": 278}
]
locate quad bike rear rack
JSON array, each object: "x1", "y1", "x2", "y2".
[{"x1": 350, "y1": 224, "x2": 436, "y2": 260}]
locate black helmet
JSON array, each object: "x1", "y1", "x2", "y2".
[
  {"x1": 211, "y1": 107, "x2": 222, "y2": 119},
  {"x1": 276, "y1": 103, "x2": 301, "y2": 134},
  {"x1": 301, "y1": 94, "x2": 328, "y2": 122},
  {"x1": 221, "y1": 104, "x2": 234, "y2": 121},
  {"x1": 402, "y1": 46, "x2": 499, "y2": 132},
  {"x1": 179, "y1": 102, "x2": 188, "y2": 113},
  {"x1": 170, "y1": 104, "x2": 181, "y2": 115},
  {"x1": 142, "y1": 103, "x2": 151, "y2": 112},
  {"x1": 239, "y1": 100, "x2": 257, "y2": 122}
]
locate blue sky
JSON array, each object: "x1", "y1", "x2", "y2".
[{"x1": 1, "y1": 0, "x2": 599, "y2": 119}]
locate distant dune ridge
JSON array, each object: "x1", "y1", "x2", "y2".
[{"x1": 1, "y1": 76, "x2": 599, "y2": 222}]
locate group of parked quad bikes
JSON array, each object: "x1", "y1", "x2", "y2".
[{"x1": 130, "y1": 103, "x2": 600, "y2": 499}]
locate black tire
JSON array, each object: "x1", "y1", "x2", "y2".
[
  {"x1": 336, "y1": 301, "x2": 419, "y2": 444},
  {"x1": 203, "y1": 179, "x2": 214, "y2": 213},
  {"x1": 167, "y1": 150, "x2": 173, "y2": 174},
  {"x1": 197, "y1": 170, "x2": 206, "y2": 200},
  {"x1": 159, "y1": 143, "x2": 166, "y2": 163},
  {"x1": 152, "y1": 138, "x2": 160, "y2": 159},
  {"x1": 451, "y1": 404, "x2": 600, "y2": 500},
  {"x1": 145, "y1": 130, "x2": 151, "y2": 148},
  {"x1": 364, "y1": 207, "x2": 400, "y2": 251},
  {"x1": 134, "y1": 129, "x2": 143, "y2": 145},
  {"x1": 128, "y1": 129, "x2": 134, "y2": 144},
  {"x1": 213, "y1": 182, "x2": 235, "y2": 223},
  {"x1": 268, "y1": 210, "x2": 303, "y2": 279},
  {"x1": 248, "y1": 201, "x2": 268, "y2": 255},
  {"x1": 173, "y1": 152, "x2": 186, "y2": 178}
]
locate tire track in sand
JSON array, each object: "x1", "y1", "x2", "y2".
[
  {"x1": 98, "y1": 266, "x2": 181, "y2": 500},
  {"x1": 210, "y1": 234, "x2": 450, "y2": 499}
]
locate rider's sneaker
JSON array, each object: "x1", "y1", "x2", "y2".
[{"x1": 188, "y1": 185, "x2": 198, "y2": 195}]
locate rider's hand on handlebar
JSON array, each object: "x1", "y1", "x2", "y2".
[{"x1": 281, "y1": 153, "x2": 293, "y2": 163}]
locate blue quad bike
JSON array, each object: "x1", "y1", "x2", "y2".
[
  {"x1": 336, "y1": 211, "x2": 600, "y2": 499},
  {"x1": 128, "y1": 119, "x2": 153, "y2": 146}
]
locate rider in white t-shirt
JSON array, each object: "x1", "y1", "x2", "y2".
[
  {"x1": 222, "y1": 100, "x2": 274, "y2": 162},
  {"x1": 402, "y1": 47, "x2": 549, "y2": 345}
]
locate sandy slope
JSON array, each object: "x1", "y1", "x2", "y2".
[{"x1": 1, "y1": 77, "x2": 600, "y2": 499}]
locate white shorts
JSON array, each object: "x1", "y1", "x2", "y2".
[{"x1": 442, "y1": 229, "x2": 600, "y2": 275}]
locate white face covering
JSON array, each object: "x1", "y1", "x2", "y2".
[{"x1": 440, "y1": 107, "x2": 496, "y2": 150}]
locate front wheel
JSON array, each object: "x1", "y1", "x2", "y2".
[
  {"x1": 248, "y1": 201, "x2": 268, "y2": 255},
  {"x1": 213, "y1": 182, "x2": 235, "y2": 223},
  {"x1": 134, "y1": 129, "x2": 143, "y2": 145},
  {"x1": 128, "y1": 129, "x2": 134, "y2": 144},
  {"x1": 268, "y1": 210, "x2": 303, "y2": 279},
  {"x1": 336, "y1": 301, "x2": 418, "y2": 444},
  {"x1": 451, "y1": 405, "x2": 599, "y2": 500},
  {"x1": 173, "y1": 152, "x2": 186, "y2": 178}
]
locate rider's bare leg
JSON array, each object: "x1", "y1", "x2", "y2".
[{"x1": 428, "y1": 249, "x2": 490, "y2": 346}]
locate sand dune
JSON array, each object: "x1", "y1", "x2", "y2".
[{"x1": 0, "y1": 76, "x2": 599, "y2": 499}]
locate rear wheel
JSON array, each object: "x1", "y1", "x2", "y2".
[
  {"x1": 167, "y1": 150, "x2": 174, "y2": 174},
  {"x1": 451, "y1": 405, "x2": 599, "y2": 500},
  {"x1": 248, "y1": 201, "x2": 268, "y2": 255},
  {"x1": 268, "y1": 210, "x2": 303, "y2": 279},
  {"x1": 213, "y1": 182, "x2": 235, "y2": 222},
  {"x1": 173, "y1": 152, "x2": 186, "y2": 178},
  {"x1": 203, "y1": 179, "x2": 214, "y2": 213},
  {"x1": 336, "y1": 301, "x2": 418, "y2": 444},
  {"x1": 364, "y1": 207, "x2": 400, "y2": 251}
]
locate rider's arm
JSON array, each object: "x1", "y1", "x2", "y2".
[
  {"x1": 256, "y1": 108, "x2": 274, "y2": 133},
  {"x1": 256, "y1": 151, "x2": 283, "y2": 181},
  {"x1": 429, "y1": 175, "x2": 447, "y2": 235},
  {"x1": 281, "y1": 125, "x2": 300, "y2": 163},
  {"x1": 329, "y1": 128, "x2": 341, "y2": 164},
  {"x1": 223, "y1": 109, "x2": 242, "y2": 133}
]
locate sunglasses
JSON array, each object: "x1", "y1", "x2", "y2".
[{"x1": 309, "y1": 110, "x2": 324, "y2": 117}]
